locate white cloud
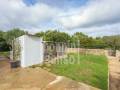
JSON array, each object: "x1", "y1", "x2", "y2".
[
  {"x1": 57, "y1": 0, "x2": 120, "y2": 29},
  {"x1": 66, "y1": 22, "x2": 120, "y2": 37},
  {"x1": 0, "y1": 0, "x2": 58, "y2": 30},
  {"x1": 0, "y1": 0, "x2": 120, "y2": 37}
]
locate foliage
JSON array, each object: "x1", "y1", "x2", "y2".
[
  {"x1": 71, "y1": 32, "x2": 106, "y2": 48},
  {"x1": 0, "y1": 52, "x2": 9, "y2": 57},
  {"x1": 0, "y1": 31, "x2": 5, "y2": 38},
  {"x1": 35, "y1": 30, "x2": 71, "y2": 42},
  {"x1": 91, "y1": 38, "x2": 106, "y2": 49},
  {"x1": 35, "y1": 31, "x2": 45, "y2": 37},
  {"x1": 0, "y1": 28, "x2": 26, "y2": 51},
  {"x1": 103, "y1": 35, "x2": 120, "y2": 50},
  {"x1": 0, "y1": 28, "x2": 120, "y2": 51},
  {"x1": 0, "y1": 37, "x2": 11, "y2": 51},
  {"x1": 34, "y1": 31, "x2": 119, "y2": 49},
  {"x1": 3, "y1": 28, "x2": 27, "y2": 44}
]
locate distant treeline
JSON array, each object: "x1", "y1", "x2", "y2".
[{"x1": 0, "y1": 28, "x2": 120, "y2": 51}]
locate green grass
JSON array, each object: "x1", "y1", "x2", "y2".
[
  {"x1": 0, "y1": 52, "x2": 10, "y2": 57},
  {"x1": 41, "y1": 53, "x2": 108, "y2": 90}
]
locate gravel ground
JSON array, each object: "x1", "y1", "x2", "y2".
[
  {"x1": 0, "y1": 58, "x2": 99, "y2": 90},
  {"x1": 107, "y1": 55, "x2": 120, "y2": 90}
]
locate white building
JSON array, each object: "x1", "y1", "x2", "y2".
[
  {"x1": 18, "y1": 35, "x2": 44, "y2": 67},
  {"x1": 12, "y1": 34, "x2": 67, "y2": 68}
]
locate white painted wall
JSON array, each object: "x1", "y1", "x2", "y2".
[{"x1": 18, "y1": 35, "x2": 44, "y2": 67}]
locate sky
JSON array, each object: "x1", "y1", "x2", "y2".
[{"x1": 0, "y1": 0, "x2": 120, "y2": 37}]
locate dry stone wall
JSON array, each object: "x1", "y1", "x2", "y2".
[{"x1": 66, "y1": 48, "x2": 105, "y2": 55}]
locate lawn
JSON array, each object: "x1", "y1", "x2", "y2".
[
  {"x1": 0, "y1": 52, "x2": 9, "y2": 57},
  {"x1": 40, "y1": 53, "x2": 108, "y2": 90}
]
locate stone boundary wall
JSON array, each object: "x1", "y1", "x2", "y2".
[
  {"x1": 66, "y1": 48, "x2": 105, "y2": 55},
  {"x1": 116, "y1": 50, "x2": 120, "y2": 58}
]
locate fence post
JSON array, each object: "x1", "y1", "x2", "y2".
[{"x1": 77, "y1": 40, "x2": 80, "y2": 63}]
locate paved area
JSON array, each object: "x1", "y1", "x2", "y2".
[
  {"x1": 107, "y1": 56, "x2": 120, "y2": 90},
  {"x1": 0, "y1": 58, "x2": 99, "y2": 90}
]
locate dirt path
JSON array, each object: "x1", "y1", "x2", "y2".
[
  {"x1": 107, "y1": 55, "x2": 120, "y2": 90},
  {"x1": 0, "y1": 59, "x2": 99, "y2": 90}
]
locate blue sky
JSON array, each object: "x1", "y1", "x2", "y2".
[
  {"x1": 23, "y1": 0, "x2": 37, "y2": 5},
  {"x1": 0, "y1": 0, "x2": 120, "y2": 37},
  {"x1": 24, "y1": 0, "x2": 88, "y2": 8}
]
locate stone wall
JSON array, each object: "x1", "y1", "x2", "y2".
[
  {"x1": 66, "y1": 48, "x2": 105, "y2": 55},
  {"x1": 116, "y1": 50, "x2": 120, "y2": 58}
]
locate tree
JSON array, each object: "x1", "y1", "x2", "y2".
[
  {"x1": 71, "y1": 32, "x2": 92, "y2": 48},
  {"x1": 35, "y1": 31, "x2": 45, "y2": 38},
  {"x1": 71, "y1": 32, "x2": 107, "y2": 48},
  {"x1": 0, "y1": 28, "x2": 27, "y2": 51},
  {"x1": 0, "y1": 37, "x2": 11, "y2": 51},
  {"x1": 91, "y1": 37, "x2": 106, "y2": 49},
  {"x1": 103, "y1": 35, "x2": 120, "y2": 50},
  {"x1": 4, "y1": 28, "x2": 27, "y2": 44},
  {"x1": 35, "y1": 30, "x2": 71, "y2": 42},
  {"x1": 0, "y1": 31, "x2": 5, "y2": 38}
]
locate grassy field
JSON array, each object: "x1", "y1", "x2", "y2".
[
  {"x1": 40, "y1": 53, "x2": 108, "y2": 90},
  {"x1": 0, "y1": 52, "x2": 9, "y2": 57}
]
